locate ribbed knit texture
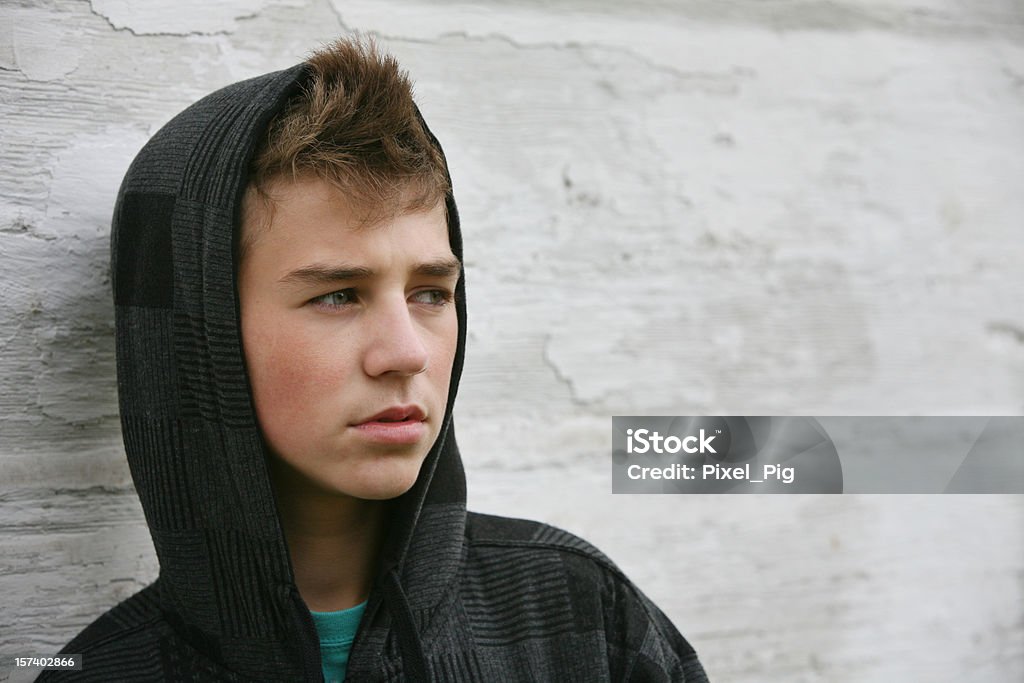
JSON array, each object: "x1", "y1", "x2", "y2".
[{"x1": 43, "y1": 60, "x2": 710, "y2": 682}]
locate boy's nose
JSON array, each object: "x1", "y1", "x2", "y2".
[{"x1": 362, "y1": 298, "x2": 430, "y2": 378}]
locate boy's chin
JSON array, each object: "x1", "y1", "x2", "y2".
[
  {"x1": 328, "y1": 465, "x2": 425, "y2": 501},
  {"x1": 267, "y1": 447, "x2": 429, "y2": 502},
  {"x1": 344, "y1": 479, "x2": 419, "y2": 501}
]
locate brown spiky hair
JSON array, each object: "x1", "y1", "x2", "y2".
[{"x1": 239, "y1": 37, "x2": 450, "y2": 259}]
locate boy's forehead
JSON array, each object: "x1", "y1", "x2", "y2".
[
  {"x1": 239, "y1": 176, "x2": 455, "y2": 281},
  {"x1": 239, "y1": 175, "x2": 451, "y2": 265}
]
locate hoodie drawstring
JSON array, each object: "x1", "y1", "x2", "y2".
[{"x1": 383, "y1": 569, "x2": 431, "y2": 680}]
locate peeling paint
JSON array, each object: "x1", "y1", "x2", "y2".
[
  {"x1": 332, "y1": 0, "x2": 1024, "y2": 63},
  {"x1": 10, "y1": 9, "x2": 81, "y2": 81},
  {"x1": 87, "y1": 0, "x2": 305, "y2": 37},
  {"x1": 2, "y1": 2, "x2": 1024, "y2": 680},
  {"x1": 0, "y1": 10, "x2": 16, "y2": 72}
]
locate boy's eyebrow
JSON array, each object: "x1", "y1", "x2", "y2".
[
  {"x1": 413, "y1": 257, "x2": 463, "y2": 278},
  {"x1": 278, "y1": 257, "x2": 462, "y2": 286}
]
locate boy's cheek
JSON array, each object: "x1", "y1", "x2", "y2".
[
  {"x1": 248, "y1": 337, "x2": 338, "y2": 405},
  {"x1": 243, "y1": 317, "x2": 324, "y2": 414}
]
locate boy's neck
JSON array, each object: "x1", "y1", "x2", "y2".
[{"x1": 271, "y1": 466, "x2": 388, "y2": 611}]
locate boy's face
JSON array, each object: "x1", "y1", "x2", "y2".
[{"x1": 238, "y1": 178, "x2": 459, "y2": 502}]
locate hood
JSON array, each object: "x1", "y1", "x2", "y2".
[{"x1": 111, "y1": 63, "x2": 467, "y2": 680}]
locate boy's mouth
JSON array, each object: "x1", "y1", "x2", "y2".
[
  {"x1": 358, "y1": 405, "x2": 427, "y2": 424},
  {"x1": 353, "y1": 405, "x2": 428, "y2": 445}
]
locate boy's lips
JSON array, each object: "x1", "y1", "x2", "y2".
[
  {"x1": 356, "y1": 405, "x2": 426, "y2": 424},
  {"x1": 352, "y1": 405, "x2": 428, "y2": 444}
]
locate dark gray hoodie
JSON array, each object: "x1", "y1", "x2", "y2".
[{"x1": 43, "y1": 61, "x2": 709, "y2": 682}]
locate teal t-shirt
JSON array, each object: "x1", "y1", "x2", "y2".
[{"x1": 309, "y1": 601, "x2": 366, "y2": 683}]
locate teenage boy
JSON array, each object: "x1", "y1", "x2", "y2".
[{"x1": 45, "y1": 38, "x2": 709, "y2": 682}]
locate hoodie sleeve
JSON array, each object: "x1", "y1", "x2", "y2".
[{"x1": 598, "y1": 559, "x2": 710, "y2": 683}]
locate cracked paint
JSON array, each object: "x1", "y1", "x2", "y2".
[
  {"x1": 10, "y1": 9, "x2": 81, "y2": 81},
  {"x1": 88, "y1": 0, "x2": 306, "y2": 37},
  {"x1": 2, "y1": 3, "x2": 1024, "y2": 681}
]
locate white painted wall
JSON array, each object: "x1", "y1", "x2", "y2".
[{"x1": 2, "y1": 1, "x2": 1023, "y2": 681}]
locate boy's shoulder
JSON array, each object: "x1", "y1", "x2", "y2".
[
  {"x1": 461, "y1": 512, "x2": 707, "y2": 681},
  {"x1": 461, "y1": 511, "x2": 668, "y2": 624},
  {"x1": 36, "y1": 583, "x2": 168, "y2": 681},
  {"x1": 38, "y1": 581, "x2": 253, "y2": 681},
  {"x1": 462, "y1": 511, "x2": 664, "y2": 609},
  {"x1": 465, "y1": 511, "x2": 618, "y2": 570}
]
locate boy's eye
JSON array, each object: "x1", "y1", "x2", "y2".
[
  {"x1": 410, "y1": 289, "x2": 451, "y2": 306},
  {"x1": 311, "y1": 289, "x2": 357, "y2": 308},
  {"x1": 310, "y1": 288, "x2": 452, "y2": 310}
]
